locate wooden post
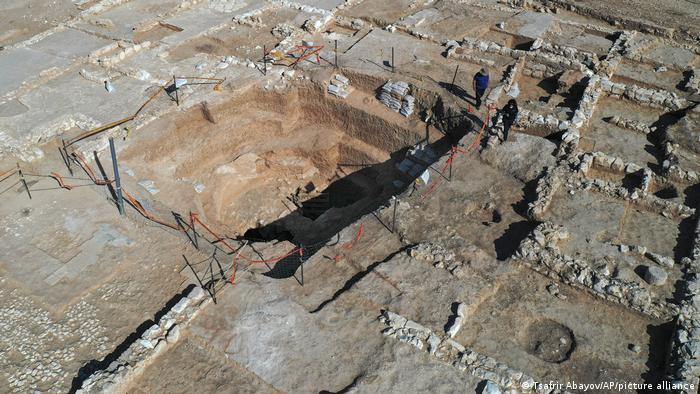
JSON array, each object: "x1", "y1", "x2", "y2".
[
  {"x1": 391, "y1": 47, "x2": 395, "y2": 73},
  {"x1": 451, "y1": 64, "x2": 460, "y2": 87},
  {"x1": 263, "y1": 45, "x2": 267, "y2": 76},
  {"x1": 16, "y1": 163, "x2": 31, "y2": 199},
  {"x1": 334, "y1": 40, "x2": 338, "y2": 68}
]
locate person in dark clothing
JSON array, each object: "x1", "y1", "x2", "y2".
[
  {"x1": 472, "y1": 68, "x2": 489, "y2": 109},
  {"x1": 501, "y1": 99, "x2": 519, "y2": 141}
]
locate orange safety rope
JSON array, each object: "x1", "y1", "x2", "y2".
[
  {"x1": 341, "y1": 223, "x2": 364, "y2": 250},
  {"x1": 71, "y1": 152, "x2": 113, "y2": 185},
  {"x1": 333, "y1": 223, "x2": 365, "y2": 262},
  {"x1": 0, "y1": 169, "x2": 17, "y2": 183},
  {"x1": 288, "y1": 45, "x2": 324, "y2": 66},
  {"x1": 229, "y1": 245, "x2": 303, "y2": 284},
  {"x1": 121, "y1": 189, "x2": 181, "y2": 230},
  {"x1": 71, "y1": 151, "x2": 181, "y2": 230},
  {"x1": 49, "y1": 172, "x2": 74, "y2": 190}
]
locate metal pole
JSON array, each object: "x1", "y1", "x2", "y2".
[
  {"x1": 61, "y1": 139, "x2": 73, "y2": 176},
  {"x1": 449, "y1": 158, "x2": 453, "y2": 181},
  {"x1": 334, "y1": 40, "x2": 338, "y2": 68},
  {"x1": 108, "y1": 138, "x2": 124, "y2": 216},
  {"x1": 16, "y1": 163, "x2": 31, "y2": 199},
  {"x1": 263, "y1": 45, "x2": 267, "y2": 76},
  {"x1": 451, "y1": 64, "x2": 460, "y2": 87},
  {"x1": 190, "y1": 212, "x2": 199, "y2": 249},
  {"x1": 173, "y1": 76, "x2": 179, "y2": 106},
  {"x1": 391, "y1": 47, "x2": 395, "y2": 73},
  {"x1": 391, "y1": 197, "x2": 397, "y2": 233},
  {"x1": 299, "y1": 244, "x2": 304, "y2": 286}
]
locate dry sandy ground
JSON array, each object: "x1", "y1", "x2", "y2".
[{"x1": 0, "y1": 0, "x2": 80, "y2": 47}]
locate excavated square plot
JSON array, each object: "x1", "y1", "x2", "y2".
[
  {"x1": 397, "y1": 5, "x2": 517, "y2": 42},
  {"x1": 166, "y1": 8, "x2": 299, "y2": 62},
  {"x1": 28, "y1": 29, "x2": 113, "y2": 60},
  {"x1": 456, "y1": 266, "x2": 670, "y2": 385},
  {"x1": 542, "y1": 188, "x2": 685, "y2": 301},
  {"x1": 516, "y1": 70, "x2": 581, "y2": 116},
  {"x1": 579, "y1": 96, "x2": 666, "y2": 167},
  {"x1": 643, "y1": 45, "x2": 700, "y2": 70},
  {"x1": 74, "y1": 0, "x2": 182, "y2": 41},
  {"x1": 337, "y1": 0, "x2": 434, "y2": 26},
  {"x1": 0, "y1": 181, "x2": 184, "y2": 312},
  {"x1": 614, "y1": 59, "x2": 687, "y2": 97},
  {"x1": 543, "y1": 24, "x2": 614, "y2": 56}
]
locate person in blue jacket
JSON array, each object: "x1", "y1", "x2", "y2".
[{"x1": 472, "y1": 68, "x2": 489, "y2": 109}]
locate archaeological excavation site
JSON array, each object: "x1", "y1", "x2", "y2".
[{"x1": 3, "y1": 0, "x2": 700, "y2": 392}]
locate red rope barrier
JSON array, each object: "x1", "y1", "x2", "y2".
[
  {"x1": 50, "y1": 172, "x2": 74, "y2": 190},
  {"x1": 419, "y1": 105, "x2": 494, "y2": 200},
  {"x1": 189, "y1": 212, "x2": 237, "y2": 253},
  {"x1": 333, "y1": 223, "x2": 364, "y2": 261},
  {"x1": 341, "y1": 223, "x2": 364, "y2": 250}
]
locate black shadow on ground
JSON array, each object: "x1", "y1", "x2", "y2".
[
  {"x1": 69, "y1": 284, "x2": 195, "y2": 393},
  {"x1": 241, "y1": 121, "x2": 474, "y2": 279},
  {"x1": 641, "y1": 320, "x2": 675, "y2": 386},
  {"x1": 493, "y1": 220, "x2": 540, "y2": 261}
]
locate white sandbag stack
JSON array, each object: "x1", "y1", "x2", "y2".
[
  {"x1": 379, "y1": 80, "x2": 414, "y2": 116},
  {"x1": 328, "y1": 74, "x2": 350, "y2": 99},
  {"x1": 401, "y1": 94, "x2": 415, "y2": 117}
]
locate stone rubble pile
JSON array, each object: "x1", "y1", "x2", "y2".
[
  {"x1": 452, "y1": 37, "x2": 588, "y2": 76},
  {"x1": 600, "y1": 78, "x2": 687, "y2": 110},
  {"x1": 327, "y1": 74, "x2": 350, "y2": 99},
  {"x1": 333, "y1": 16, "x2": 365, "y2": 31},
  {"x1": 378, "y1": 310, "x2": 549, "y2": 393},
  {"x1": 609, "y1": 116, "x2": 654, "y2": 134},
  {"x1": 527, "y1": 165, "x2": 567, "y2": 220},
  {"x1": 598, "y1": 31, "x2": 635, "y2": 76},
  {"x1": 556, "y1": 75, "x2": 599, "y2": 156},
  {"x1": 576, "y1": 153, "x2": 696, "y2": 218},
  {"x1": 445, "y1": 302, "x2": 467, "y2": 338},
  {"x1": 76, "y1": 286, "x2": 211, "y2": 393},
  {"x1": 446, "y1": 50, "x2": 496, "y2": 68},
  {"x1": 535, "y1": 39, "x2": 599, "y2": 69},
  {"x1": 0, "y1": 289, "x2": 110, "y2": 393},
  {"x1": 665, "y1": 206, "x2": 700, "y2": 391},
  {"x1": 666, "y1": 165, "x2": 700, "y2": 185},
  {"x1": 480, "y1": 62, "x2": 523, "y2": 143},
  {"x1": 409, "y1": 242, "x2": 466, "y2": 277},
  {"x1": 378, "y1": 80, "x2": 415, "y2": 116},
  {"x1": 92, "y1": 41, "x2": 151, "y2": 67},
  {"x1": 208, "y1": 0, "x2": 248, "y2": 14},
  {"x1": 516, "y1": 108, "x2": 568, "y2": 131},
  {"x1": 570, "y1": 75, "x2": 601, "y2": 129},
  {"x1": 685, "y1": 69, "x2": 700, "y2": 95},
  {"x1": 514, "y1": 223, "x2": 676, "y2": 319},
  {"x1": 584, "y1": 151, "x2": 644, "y2": 175}
]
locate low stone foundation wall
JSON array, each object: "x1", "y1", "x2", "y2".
[
  {"x1": 76, "y1": 286, "x2": 211, "y2": 393},
  {"x1": 379, "y1": 310, "x2": 550, "y2": 393},
  {"x1": 514, "y1": 223, "x2": 677, "y2": 319},
  {"x1": 600, "y1": 78, "x2": 687, "y2": 111}
]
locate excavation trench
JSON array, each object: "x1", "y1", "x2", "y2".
[{"x1": 121, "y1": 83, "x2": 474, "y2": 276}]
